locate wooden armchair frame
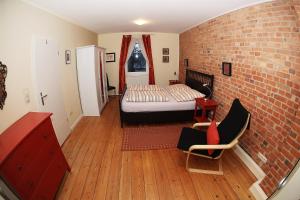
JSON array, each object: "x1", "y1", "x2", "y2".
[{"x1": 184, "y1": 114, "x2": 250, "y2": 175}]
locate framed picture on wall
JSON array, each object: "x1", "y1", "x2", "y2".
[
  {"x1": 65, "y1": 50, "x2": 71, "y2": 64},
  {"x1": 163, "y1": 56, "x2": 169, "y2": 63},
  {"x1": 106, "y1": 53, "x2": 115, "y2": 62},
  {"x1": 222, "y1": 62, "x2": 232, "y2": 76},
  {"x1": 0, "y1": 61, "x2": 7, "y2": 110},
  {"x1": 162, "y1": 48, "x2": 169, "y2": 55}
]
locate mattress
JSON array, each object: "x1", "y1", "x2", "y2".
[{"x1": 121, "y1": 89, "x2": 196, "y2": 112}]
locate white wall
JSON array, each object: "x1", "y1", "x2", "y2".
[
  {"x1": 0, "y1": 0, "x2": 97, "y2": 132},
  {"x1": 98, "y1": 32, "x2": 179, "y2": 93}
]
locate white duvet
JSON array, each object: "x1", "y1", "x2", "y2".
[{"x1": 122, "y1": 84, "x2": 205, "y2": 112}]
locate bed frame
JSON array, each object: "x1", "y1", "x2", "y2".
[{"x1": 119, "y1": 69, "x2": 214, "y2": 127}]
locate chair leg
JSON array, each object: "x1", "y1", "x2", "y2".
[
  {"x1": 185, "y1": 153, "x2": 223, "y2": 175},
  {"x1": 186, "y1": 152, "x2": 191, "y2": 171}
]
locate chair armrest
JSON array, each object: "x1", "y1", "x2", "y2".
[
  {"x1": 192, "y1": 122, "x2": 221, "y2": 128},
  {"x1": 188, "y1": 140, "x2": 238, "y2": 152}
]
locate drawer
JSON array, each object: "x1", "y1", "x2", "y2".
[
  {"x1": 30, "y1": 153, "x2": 68, "y2": 200},
  {"x1": 39, "y1": 119, "x2": 59, "y2": 144},
  {"x1": 0, "y1": 129, "x2": 44, "y2": 185},
  {"x1": 15, "y1": 139, "x2": 58, "y2": 199},
  {"x1": 0, "y1": 120, "x2": 57, "y2": 198}
]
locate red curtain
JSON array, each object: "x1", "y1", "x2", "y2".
[
  {"x1": 142, "y1": 35, "x2": 155, "y2": 84},
  {"x1": 119, "y1": 35, "x2": 131, "y2": 94}
]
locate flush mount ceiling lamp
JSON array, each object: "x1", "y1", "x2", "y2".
[{"x1": 133, "y1": 19, "x2": 149, "y2": 26}]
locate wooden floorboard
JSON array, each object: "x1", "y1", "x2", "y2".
[
  {"x1": 142, "y1": 151, "x2": 159, "y2": 200},
  {"x1": 56, "y1": 96, "x2": 257, "y2": 200}
]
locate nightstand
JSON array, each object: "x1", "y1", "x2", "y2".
[
  {"x1": 169, "y1": 80, "x2": 181, "y2": 85},
  {"x1": 194, "y1": 98, "x2": 218, "y2": 122}
]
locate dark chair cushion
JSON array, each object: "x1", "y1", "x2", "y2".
[
  {"x1": 217, "y1": 99, "x2": 250, "y2": 144},
  {"x1": 177, "y1": 127, "x2": 223, "y2": 158}
]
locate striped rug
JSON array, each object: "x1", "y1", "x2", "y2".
[{"x1": 122, "y1": 124, "x2": 189, "y2": 151}]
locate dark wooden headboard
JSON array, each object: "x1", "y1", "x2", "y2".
[{"x1": 185, "y1": 69, "x2": 214, "y2": 98}]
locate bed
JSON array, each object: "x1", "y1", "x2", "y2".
[{"x1": 119, "y1": 69, "x2": 214, "y2": 127}]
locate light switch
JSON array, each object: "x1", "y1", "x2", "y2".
[{"x1": 23, "y1": 88, "x2": 30, "y2": 104}]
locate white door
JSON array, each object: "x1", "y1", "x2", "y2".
[{"x1": 32, "y1": 37, "x2": 71, "y2": 145}]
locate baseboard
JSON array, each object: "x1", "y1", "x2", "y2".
[
  {"x1": 234, "y1": 145, "x2": 265, "y2": 179},
  {"x1": 250, "y1": 181, "x2": 268, "y2": 200},
  {"x1": 233, "y1": 145, "x2": 268, "y2": 200},
  {"x1": 70, "y1": 114, "x2": 83, "y2": 130}
]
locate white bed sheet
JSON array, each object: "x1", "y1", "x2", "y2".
[{"x1": 121, "y1": 89, "x2": 195, "y2": 112}]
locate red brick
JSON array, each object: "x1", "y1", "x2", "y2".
[{"x1": 179, "y1": 0, "x2": 300, "y2": 196}]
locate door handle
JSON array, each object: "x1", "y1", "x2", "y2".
[{"x1": 40, "y1": 92, "x2": 48, "y2": 106}]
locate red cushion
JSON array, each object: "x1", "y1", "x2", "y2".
[{"x1": 206, "y1": 120, "x2": 220, "y2": 155}]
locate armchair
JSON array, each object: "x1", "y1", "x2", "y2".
[{"x1": 177, "y1": 98, "x2": 250, "y2": 175}]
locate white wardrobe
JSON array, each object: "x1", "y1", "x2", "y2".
[{"x1": 76, "y1": 45, "x2": 108, "y2": 116}]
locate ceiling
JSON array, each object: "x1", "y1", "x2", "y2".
[{"x1": 25, "y1": 0, "x2": 270, "y2": 34}]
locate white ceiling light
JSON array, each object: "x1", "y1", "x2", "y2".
[{"x1": 133, "y1": 19, "x2": 148, "y2": 26}]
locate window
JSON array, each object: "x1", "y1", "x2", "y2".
[{"x1": 127, "y1": 42, "x2": 146, "y2": 72}]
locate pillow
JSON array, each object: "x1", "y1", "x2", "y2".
[
  {"x1": 126, "y1": 90, "x2": 169, "y2": 102},
  {"x1": 166, "y1": 84, "x2": 189, "y2": 91},
  {"x1": 128, "y1": 84, "x2": 162, "y2": 91},
  {"x1": 168, "y1": 88, "x2": 205, "y2": 102},
  {"x1": 206, "y1": 120, "x2": 220, "y2": 155}
]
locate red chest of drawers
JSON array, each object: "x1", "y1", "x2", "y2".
[{"x1": 0, "y1": 112, "x2": 70, "y2": 200}]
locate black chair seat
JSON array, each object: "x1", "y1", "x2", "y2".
[
  {"x1": 108, "y1": 85, "x2": 116, "y2": 91},
  {"x1": 177, "y1": 127, "x2": 223, "y2": 159}
]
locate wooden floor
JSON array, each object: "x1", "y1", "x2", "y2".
[{"x1": 56, "y1": 97, "x2": 256, "y2": 200}]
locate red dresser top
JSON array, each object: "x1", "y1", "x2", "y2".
[{"x1": 0, "y1": 112, "x2": 52, "y2": 164}]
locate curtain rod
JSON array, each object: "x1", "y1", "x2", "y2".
[{"x1": 127, "y1": 33, "x2": 155, "y2": 37}]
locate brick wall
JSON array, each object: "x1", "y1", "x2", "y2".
[{"x1": 179, "y1": 0, "x2": 300, "y2": 196}]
